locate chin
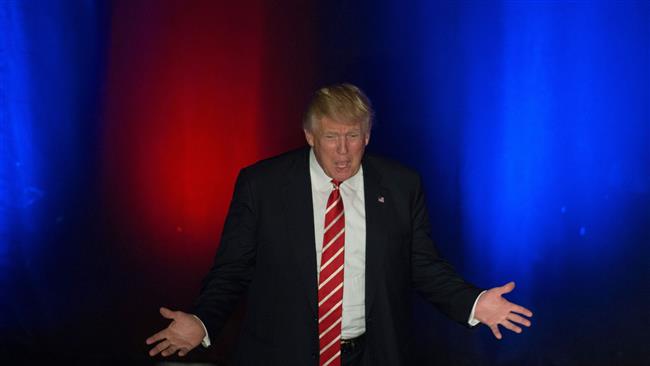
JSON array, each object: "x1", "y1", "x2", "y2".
[
  {"x1": 336, "y1": 173, "x2": 352, "y2": 181},
  {"x1": 333, "y1": 167, "x2": 358, "y2": 181}
]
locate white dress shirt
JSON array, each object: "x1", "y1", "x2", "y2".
[{"x1": 309, "y1": 149, "x2": 366, "y2": 339}]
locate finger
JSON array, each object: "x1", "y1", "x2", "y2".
[
  {"x1": 507, "y1": 313, "x2": 531, "y2": 327},
  {"x1": 489, "y1": 324, "x2": 502, "y2": 340},
  {"x1": 501, "y1": 319, "x2": 522, "y2": 334},
  {"x1": 149, "y1": 339, "x2": 170, "y2": 356},
  {"x1": 161, "y1": 345, "x2": 179, "y2": 357},
  {"x1": 178, "y1": 348, "x2": 189, "y2": 357},
  {"x1": 146, "y1": 329, "x2": 167, "y2": 345},
  {"x1": 511, "y1": 304, "x2": 533, "y2": 318},
  {"x1": 498, "y1": 281, "x2": 515, "y2": 295},
  {"x1": 160, "y1": 307, "x2": 177, "y2": 320}
]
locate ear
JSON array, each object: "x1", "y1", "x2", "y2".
[
  {"x1": 304, "y1": 129, "x2": 315, "y2": 147},
  {"x1": 364, "y1": 131, "x2": 371, "y2": 146}
]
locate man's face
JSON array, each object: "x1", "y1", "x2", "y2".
[{"x1": 304, "y1": 116, "x2": 370, "y2": 182}]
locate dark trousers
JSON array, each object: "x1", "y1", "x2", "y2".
[{"x1": 341, "y1": 335, "x2": 365, "y2": 366}]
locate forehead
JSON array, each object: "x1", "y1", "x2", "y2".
[{"x1": 317, "y1": 116, "x2": 364, "y2": 132}]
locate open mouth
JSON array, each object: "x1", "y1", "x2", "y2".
[{"x1": 334, "y1": 161, "x2": 350, "y2": 170}]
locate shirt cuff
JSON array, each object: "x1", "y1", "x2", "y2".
[
  {"x1": 192, "y1": 315, "x2": 211, "y2": 347},
  {"x1": 467, "y1": 290, "x2": 487, "y2": 326}
]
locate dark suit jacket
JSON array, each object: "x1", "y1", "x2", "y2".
[{"x1": 193, "y1": 147, "x2": 482, "y2": 366}]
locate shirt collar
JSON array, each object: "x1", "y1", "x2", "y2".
[{"x1": 309, "y1": 148, "x2": 363, "y2": 193}]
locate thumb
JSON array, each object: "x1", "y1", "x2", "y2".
[
  {"x1": 499, "y1": 281, "x2": 515, "y2": 294},
  {"x1": 160, "y1": 307, "x2": 177, "y2": 319}
]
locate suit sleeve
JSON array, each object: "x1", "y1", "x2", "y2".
[
  {"x1": 409, "y1": 174, "x2": 484, "y2": 326},
  {"x1": 192, "y1": 168, "x2": 258, "y2": 340}
]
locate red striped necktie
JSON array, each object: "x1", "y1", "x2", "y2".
[{"x1": 318, "y1": 179, "x2": 345, "y2": 366}]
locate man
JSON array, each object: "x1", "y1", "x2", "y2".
[{"x1": 146, "y1": 84, "x2": 533, "y2": 365}]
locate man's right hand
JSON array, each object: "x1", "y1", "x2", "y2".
[{"x1": 146, "y1": 307, "x2": 206, "y2": 357}]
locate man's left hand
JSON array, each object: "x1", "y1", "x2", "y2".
[{"x1": 474, "y1": 281, "x2": 533, "y2": 339}]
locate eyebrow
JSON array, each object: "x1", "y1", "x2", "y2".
[{"x1": 323, "y1": 130, "x2": 361, "y2": 135}]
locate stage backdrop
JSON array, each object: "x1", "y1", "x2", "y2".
[{"x1": 1, "y1": 1, "x2": 648, "y2": 365}]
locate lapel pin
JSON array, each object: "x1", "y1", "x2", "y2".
[{"x1": 378, "y1": 196, "x2": 385, "y2": 203}]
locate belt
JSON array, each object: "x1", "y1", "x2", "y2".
[{"x1": 340, "y1": 334, "x2": 365, "y2": 354}]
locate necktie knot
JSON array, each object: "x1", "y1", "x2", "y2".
[{"x1": 331, "y1": 179, "x2": 342, "y2": 190}]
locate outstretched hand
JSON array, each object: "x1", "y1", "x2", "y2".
[
  {"x1": 474, "y1": 282, "x2": 533, "y2": 340},
  {"x1": 146, "y1": 307, "x2": 206, "y2": 357}
]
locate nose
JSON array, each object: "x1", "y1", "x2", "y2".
[{"x1": 336, "y1": 136, "x2": 348, "y2": 154}]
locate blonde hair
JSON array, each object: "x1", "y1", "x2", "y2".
[{"x1": 303, "y1": 83, "x2": 374, "y2": 133}]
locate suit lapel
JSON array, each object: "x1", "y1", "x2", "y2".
[
  {"x1": 363, "y1": 157, "x2": 389, "y2": 318},
  {"x1": 282, "y1": 149, "x2": 318, "y2": 316}
]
